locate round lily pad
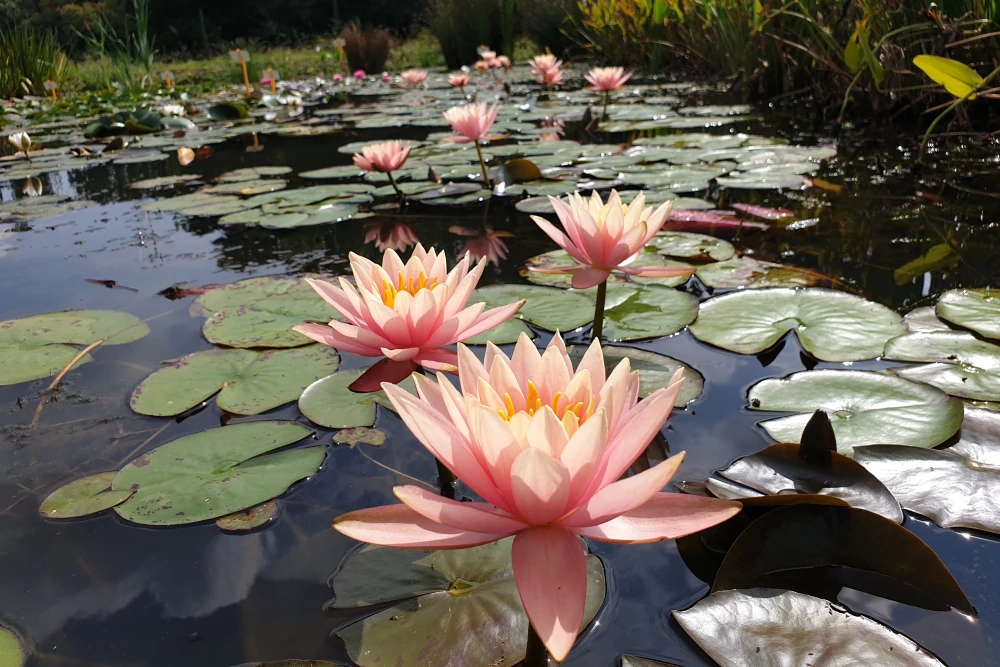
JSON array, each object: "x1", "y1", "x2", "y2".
[
  {"x1": 884, "y1": 331, "x2": 1000, "y2": 401},
  {"x1": 216, "y1": 499, "x2": 280, "y2": 531},
  {"x1": 695, "y1": 257, "x2": 819, "y2": 288},
  {"x1": 601, "y1": 284, "x2": 699, "y2": 341},
  {"x1": 567, "y1": 344, "x2": 703, "y2": 406},
  {"x1": 689, "y1": 288, "x2": 905, "y2": 361},
  {"x1": 39, "y1": 472, "x2": 135, "y2": 519},
  {"x1": 299, "y1": 369, "x2": 415, "y2": 429},
  {"x1": 748, "y1": 370, "x2": 964, "y2": 455},
  {"x1": 129, "y1": 175, "x2": 202, "y2": 189},
  {"x1": 217, "y1": 166, "x2": 293, "y2": 182},
  {"x1": 0, "y1": 625, "x2": 26, "y2": 667},
  {"x1": 131, "y1": 346, "x2": 341, "y2": 416},
  {"x1": 202, "y1": 179, "x2": 288, "y2": 196},
  {"x1": 300, "y1": 165, "x2": 365, "y2": 179},
  {"x1": 203, "y1": 306, "x2": 328, "y2": 349},
  {"x1": 514, "y1": 196, "x2": 555, "y2": 214},
  {"x1": 523, "y1": 248, "x2": 692, "y2": 289},
  {"x1": 113, "y1": 421, "x2": 324, "y2": 526},
  {"x1": 141, "y1": 192, "x2": 233, "y2": 212},
  {"x1": 647, "y1": 231, "x2": 735, "y2": 261},
  {"x1": 936, "y1": 288, "x2": 1000, "y2": 340},
  {"x1": 465, "y1": 284, "x2": 595, "y2": 344}
]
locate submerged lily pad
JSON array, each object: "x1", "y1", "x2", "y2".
[
  {"x1": 568, "y1": 344, "x2": 703, "y2": 406},
  {"x1": 0, "y1": 310, "x2": 149, "y2": 386},
  {"x1": 674, "y1": 589, "x2": 945, "y2": 667},
  {"x1": 113, "y1": 421, "x2": 323, "y2": 526},
  {"x1": 689, "y1": 288, "x2": 904, "y2": 361},
  {"x1": 0, "y1": 625, "x2": 26, "y2": 667},
  {"x1": 695, "y1": 257, "x2": 819, "y2": 288},
  {"x1": 332, "y1": 538, "x2": 605, "y2": 667},
  {"x1": 333, "y1": 427, "x2": 387, "y2": 447},
  {"x1": 39, "y1": 472, "x2": 135, "y2": 519},
  {"x1": 465, "y1": 284, "x2": 595, "y2": 344},
  {"x1": 936, "y1": 288, "x2": 1000, "y2": 340},
  {"x1": 216, "y1": 499, "x2": 280, "y2": 531},
  {"x1": 131, "y1": 346, "x2": 341, "y2": 416},
  {"x1": 748, "y1": 370, "x2": 963, "y2": 455},
  {"x1": 299, "y1": 369, "x2": 415, "y2": 429},
  {"x1": 884, "y1": 331, "x2": 1000, "y2": 401}
]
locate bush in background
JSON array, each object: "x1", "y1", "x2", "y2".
[
  {"x1": 427, "y1": 0, "x2": 502, "y2": 68},
  {"x1": 342, "y1": 23, "x2": 391, "y2": 73},
  {"x1": 521, "y1": 0, "x2": 579, "y2": 57},
  {"x1": 387, "y1": 29, "x2": 445, "y2": 70}
]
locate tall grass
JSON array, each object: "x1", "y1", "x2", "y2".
[
  {"x1": 427, "y1": 0, "x2": 502, "y2": 68},
  {"x1": 0, "y1": 26, "x2": 66, "y2": 98},
  {"x1": 341, "y1": 24, "x2": 391, "y2": 73},
  {"x1": 74, "y1": 0, "x2": 156, "y2": 92}
]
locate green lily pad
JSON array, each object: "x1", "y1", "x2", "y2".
[
  {"x1": 689, "y1": 288, "x2": 904, "y2": 362},
  {"x1": 333, "y1": 427, "x2": 387, "y2": 447},
  {"x1": 129, "y1": 174, "x2": 202, "y2": 189},
  {"x1": 39, "y1": 472, "x2": 135, "y2": 519},
  {"x1": 622, "y1": 657, "x2": 679, "y2": 667},
  {"x1": 936, "y1": 288, "x2": 1000, "y2": 340},
  {"x1": 514, "y1": 197, "x2": 556, "y2": 214},
  {"x1": 332, "y1": 537, "x2": 605, "y2": 667},
  {"x1": 299, "y1": 165, "x2": 365, "y2": 179},
  {"x1": 207, "y1": 102, "x2": 250, "y2": 120},
  {"x1": 522, "y1": 248, "x2": 692, "y2": 289},
  {"x1": 299, "y1": 369, "x2": 415, "y2": 429},
  {"x1": 202, "y1": 179, "x2": 288, "y2": 196},
  {"x1": 130, "y1": 346, "x2": 341, "y2": 416},
  {"x1": 695, "y1": 257, "x2": 819, "y2": 288},
  {"x1": 203, "y1": 306, "x2": 326, "y2": 349},
  {"x1": 217, "y1": 166, "x2": 293, "y2": 182},
  {"x1": 0, "y1": 625, "x2": 26, "y2": 667},
  {"x1": 141, "y1": 192, "x2": 235, "y2": 213},
  {"x1": 567, "y1": 345, "x2": 703, "y2": 406},
  {"x1": 893, "y1": 244, "x2": 959, "y2": 286},
  {"x1": 0, "y1": 310, "x2": 149, "y2": 386},
  {"x1": 647, "y1": 231, "x2": 735, "y2": 262},
  {"x1": 465, "y1": 284, "x2": 595, "y2": 344},
  {"x1": 748, "y1": 370, "x2": 964, "y2": 455},
  {"x1": 884, "y1": 331, "x2": 1000, "y2": 401},
  {"x1": 216, "y1": 499, "x2": 280, "y2": 531},
  {"x1": 601, "y1": 284, "x2": 699, "y2": 342},
  {"x1": 903, "y1": 306, "x2": 952, "y2": 333},
  {"x1": 113, "y1": 421, "x2": 323, "y2": 526}
]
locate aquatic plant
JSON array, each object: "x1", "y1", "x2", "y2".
[
  {"x1": 333, "y1": 333, "x2": 742, "y2": 661},
  {"x1": 400, "y1": 69, "x2": 428, "y2": 85},
  {"x1": 0, "y1": 25, "x2": 66, "y2": 98},
  {"x1": 6, "y1": 132, "x2": 31, "y2": 162},
  {"x1": 352, "y1": 140, "x2": 412, "y2": 197},
  {"x1": 585, "y1": 65, "x2": 633, "y2": 119},
  {"x1": 443, "y1": 102, "x2": 500, "y2": 188}
]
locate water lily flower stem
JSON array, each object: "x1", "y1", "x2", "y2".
[
  {"x1": 524, "y1": 623, "x2": 549, "y2": 666},
  {"x1": 387, "y1": 170, "x2": 404, "y2": 198},
  {"x1": 437, "y1": 458, "x2": 456, "y2": 499},
  {"x1": 592, "y1": 279, "x2": 608, "y2": 342},
  {"x1": 475, "y1": 142, "x2": 492, "y2": 189},
  {"x1": 602, "y1": 91, "x2": 610, "y2": 121}
]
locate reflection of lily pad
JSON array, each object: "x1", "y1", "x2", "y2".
[
  {"x1": 884, "y1": 331, "x2": 1000, "y2": 401},
  {"x1": 131, "y1": 346, "x2": 341, "y2": 416},
  {"x1": 936, "y1": 288, "x2": 1000, "y2": 340},
  {"x1": 465, "y1": 284, "x2": 595, "y2": 344},
  {"x1": 690, "y1": 288, "x2": 904, "y2": 361},
  {"x1": 39, "y1": 472, "x2": 135, "y2": 519},
  {"x1": 113, "y1": 421, "x2": 324, "y2": 526},
  {"x1": 567, "y1": 344, "x2": 703, "y2": 406},
  {"x1": 748, "y1": 370, "x2": 963, "y2": 455},
  {"x1": 332, "y1": 538, "x2": 605, "y2": 667},
  {"x1": 299, "y1": 369, "x2": 415, "y2": 429}
]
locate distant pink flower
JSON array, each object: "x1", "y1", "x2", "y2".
[
  {"x1": 529, "y1": 54, "x2": 562, "y2": 79},
  {"x1": 540, "y1": 67, "x2": 563, "y2": 87},
  {"x1": 365, "y1": 219, "x2": 419, "y2": 253},
  {"x1": 449, "y1": 73, "x2": 471, "y2": 88},
  {"x1": 353, "y1": 69, "x2": 366, "y2": 79},
  {"x1": 450, "y1": 225, "x2": 513, "y2": 265},
  {"x1": 293, "y1": 245, "x2": 524, "y2": 390},
  {"x1": 493, "y1": 55, "x2": 511, "y2": 69},
  {"x1": 334, "y1": 334, "x2": 742, "y2": 661},
  {"x1": 259, "y1": 75, "x2": 273, "y2": 84},
  {"x1": 381, "y1": 73, "x2": 391, "y2": 82},
  {"x1": 401, "y1": 69, "x2": 428, "y2": 85},
  {"x1": 479, "y1": 49, "x2": 497, "y2": 62},
  {"x1": 443, "y1": 102, "x2": 499, "y2": 143},
  {"x1": 352, "y1": 140, "x2": 411, "y2": 173},
  {"x1": 585, "y1": 66, "x2": 632, "y2": 92},
  {"x1": 333, "y1": 74, "x2": 344, "y2": 83},
  {"x1": 530, "y1": 190, "x2": 695, "y2": 289},
  {"x1": 474, "y1": 60, "x2": 491, "y2": 72}
]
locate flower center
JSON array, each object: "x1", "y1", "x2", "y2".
[
  {"x1": 381, "y1": 271, "x2": 438, "y2": 307},
  {"x1": 597, "y1": 203, "x2": 631, "y2": 228},
  {"x1": 496, "y1": 380, "x2": 596, "y2": 428}
]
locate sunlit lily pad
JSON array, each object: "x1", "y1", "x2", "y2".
[
  {"x1": 129, "y1": 175, "x2": 202, "y2": 189},
  {"x1": 465, "y1": 284, "x2": 595, "y2": 344},
  {"x1": 141, "y1": 192, "x2": 235, "y2": 213},
  {"x1": 39, "y1": 472, "x2": 135, "y2": 519},
  {"x1": 299, "y1": 165, "x2": 365, "y2": 179},
  {"x1": 936, "y1": 288, "x2": 1000, "y2": 340},
  {"x1": 600, "y1": 284, "x2": 699, "y2": 341},
  {"x1": 113, "y1": 421, "x2": 323, "y2": 526},
  {"x1": 522, "y1": 248, "x2": 692, "y2": 289},
  {"x1": 690, "y1": 288, "x2": 904, "y2": 361},
  {"x1": 131, "y1": 346, "x2": 341, "y2": 416},
  {"x1": 647, "y1": 231, "x2": 735, "y2": 262},
  {"x1": 332, "y1": 538, "x2": 605, "y2": 667},
  {"x1": 568, "y1": 344, "x2": 703, "y2": 406},
  {"x1": 217, "y1": 166, "x2": 293, "y2": 182},
  {"x1": 0, "y1": 625, "x2": 26, "y2": 667},
  {"x1": 903, "y1": 306, "x2": 952, "y2": 333},
  {"x1": 695, "y1": 257, "x2": 819, "y2": 288},
  {"x1": 884, "y1": 331, "x2": 1000, "y2": 401},
  {"x1": 299, "y1": 369, "x2": 415, "y2": 429},
  {"x1": 202, "y1": 178, "x2": 288, "y2": 196},
  {"x1": 216, "y1": 499, "x2": 280, "y2": 531},
  {"x1": 514, "y1": 196, "x2": 556, "y2": 214},
  {"x1": 0, "y1": 309, "x2": 149, "y2": 386},
  {"x1": 748, "y1": 370, "x2": 963, "y2": 455},
  {"x1": 674, "y1": 588, "x2": 945, "y2": 667}
]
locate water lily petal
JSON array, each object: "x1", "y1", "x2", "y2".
[
  {"x1": 574, "y1": 492, "x2": 741, "y2": 543},
  {"x1": 334, "y1": 504, "x2": 509, "y2": 548},
  {"x1": 394, "y1": 485, "x2": 527, "y2": 534}
]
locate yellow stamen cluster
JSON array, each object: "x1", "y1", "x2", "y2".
[
  {"x1": 497, "y1": 381, "x2": 596, "y2": 436},
  {"x1": 381, "y1": 271, "x2": 438, "y2": 307}
]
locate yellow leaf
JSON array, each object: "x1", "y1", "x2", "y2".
[
  {"x1": 913, "y1": 54, "x2": 985, "y2": 99},
  {"x1": 844, "y1": 30, "x2": 861, "y2": 73}
]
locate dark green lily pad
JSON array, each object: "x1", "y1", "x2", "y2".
[
  {"x1": 141, "y1": 192, "x2": 235, "y2": 213},
  {"x1": 333, "y1": 427, "x2": 387, "y2": 447},
  {"x1": 936, "y1": 288, "x2": 1000, "y2": 340},
  {"x1": 207, "y1": 102, "x2": 250, "y2": 120},
  {"x1": 690, "y1": 288, "x2": 904, "y2": 361},
  {"x1": 567, "y1": 345, "x2": 703, "y2": 406},
  {"x1": 465, "y1": 284, "x2": 595, "y2": 344},
  {"x1": 0, "y1": 625, "x2": 26, "y2": 667},
  {"x1": 131, "y1": 346, "x2": 341, "y2": 416},
  {"x1": 894, "y1": 244, "x2": 959, "y2": 286},
  {"x1": 884, "y1": 331, "x2": 1000, "y2": 401},
  {"x1": 113, "y1": 421, "x2": 323, "y2": 526},
  {"x1": 748, "y1": 370, "x2": 964, "y2": 455},
  {"x1": 332, "y1": 538, "x2": 605, "y2": 667},
  {"x1": 216, "y1": 499, "x2": 280, "y2": 531},
  {"x1": 39, "y1": 472, "x2": 135, "y2": 519},
  {"x1": 299, "y1": 369, "x2": 415, "y2": 429}
]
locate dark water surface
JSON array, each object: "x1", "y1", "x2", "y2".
[{"x1": 2, "y1": 86, "x2": 1000, "y2": 667}]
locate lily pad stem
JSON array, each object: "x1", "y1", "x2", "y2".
[
  {"x1": 475, "y1": 141, "x2": 492, "y2": 189},
  {"x1": 592, "y1": 278, "x2": 607, "y2": 342},
  {"x1": 524, "y1": 623, "x2": 549, "y2": 666},
  {"x1": 387, "y1": 170, "x2": 404, "y2": 199}
]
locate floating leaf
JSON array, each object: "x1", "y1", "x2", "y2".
[
  {"x1": 0, "y1": 625, "x2": 26, "y2": 667},
  {"x1": 748, "y1": 370, "x2": 964, "y2": 455},
  {"x1": 332, "y1": 538, "x2": 605, "y2": 667},
  {"x1": 689, "y1": 288, "x2": 904, "y2": 361},
  {"x1": 503, "y1": 158, "x2": 543, "y2": 182},
  {"x1": 602, "y1": 285, "x2": 699, "y2": 341},
  {"x1": 217, "y1": 166, "x2": 293, "y2": 182},
  {"x1": 300, "y1": 165, "x2": 365, "y2": 179},
  {"x1": 568, "y1": 344, "x2": 703, "y2": 406},
  {"x1": 523, "y1": 248, "x2": 693, "y2": 289},
  {"x1": 333, "y1": 427, "x2": 387, "y2": 447},
  {"x1": 913, "y1": 54, "x2": 984, "y2": 99},
  {"x1": 903, "y1": 306, "x2": 952, "y2": 333},
  {"x1": 695, "y1": 257, "x2": 818, "y2": 288},
  {"x1": 647, "y1": 231, "x2": 735, "y2": 262},
  {"x1": 936, "y1": 288, "x2": 1000, "y2": 340},
  {"x1": 130, "y1": 346, "x2": 341, "y2": 416},
  {"x1": 465, "y1": 284, "x2": 595, "y2": 344},
  {"x1": 731, "y1": 202, "x2": 794, "y2": 219},
  {"x1": 207, "y1": 101, "x2": 250, "y2": 120},
  {"x1": 113, "y1": 421, "x2": 323, "y2": 526},
  {"x1": 202, "y1": 178, "x2": 288, "y2": 196},
  {"x1": 674, "y1": 589, "x2": 945, "y2": 667},
  {"x1": 621, "y1": 657, "x2": 679, "y2": 667},
  {"x1": 39, "y1": 472, "x2": 134, "y2": 519},
  {"x1": 216, "y1": 499, "x2": 280, "y2": 531},
  {"x1": 299, "y1": 369, "x2": 415, "y2": 429},
  {"x1": 884, "y1": 331, "x2": 1000, "y2": 401},
  {"x1": 893, "y1": 244, "x2": 958, "y2": 285},
  {"x1": 129, "y1": 174, "x2": 202, "y2": 189}
]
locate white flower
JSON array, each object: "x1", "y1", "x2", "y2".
[
  {"x1": 161, "y1": 104, "x2": 186, "y2": 117},
  {"x1": 7, "y1": 131, "x2": 30, "y2": 153}
]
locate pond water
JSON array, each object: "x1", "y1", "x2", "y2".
[{"x1": 1, "y1": 71, "x2": 999, "y2": 667}]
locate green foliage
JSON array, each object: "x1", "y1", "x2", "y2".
[
  {"x1": 73, "y1": 0, "x2": 156, "y2": 92},
  {"x1": 386, "y1": 29, "x2": 445, "y2": 70},
  {"x1": 427, "y1": 0, "x2": 502, "y2": 68},
  {"x1": 341, "y1": 23, "x2": 390, "y2": 73},
  {"x1": 0, "y1": 24, "x2": 67, "y2": 97},
  {"x1": 520, "y1": 0, "x2": 578, "y2": 57}
]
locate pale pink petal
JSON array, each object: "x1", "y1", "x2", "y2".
[
  {"x1": 413, "y1": 347, "x2": 459, "y2": 372},
  {"x1": 509, "y1": 448, "x2": 571, "y2": 525},
  {"x1": 573, "y1": 492, "x2": 741, "y2": 543},
  {"x1": 457, "y1": 343, "x2": 489, "y2": 395},
  {"x1": 292, "y1": 322, "x2": 380, "y2": 357},
  {"x1": 510, "y1": 332, "x2": 542, "y2": 395},
  {"x1": 572, "y1": 268, "x2": 611, "y2": 290},
  {"x1": 525, "y1": 406, "x2": 569, "y2": 458},
  {"x1": 576, "y1": 339, "x2": 607, "y2": 393},
  {"x1": 334, "y1": 504, "x2": 509, "y2": 548},
  {"x1": 382, "y1": 346, "x2": 419, "y2": 361},
  {"x1": 453, "y1": 300, "x2": 526, "y2": 341},
  {"x1": 394, "y1": 485, "x2": 528, "y2": 533},
  {"x1": 468, "y1": 402, "x2": 522, "y2": 502},
  {"x1": 560, "y1": 408, "x2": 609, "y2": 509}
]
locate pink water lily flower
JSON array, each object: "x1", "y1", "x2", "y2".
[
  {"x1": 443, "y1": 102, "x2": 499, "y2": 143},
  {"x1": 494, "y1": 55, "x2": 511, "y2": 69},
  {"x1": 530, "y1": 190, "x2": 696, "y2": 289},
  {"x1": 449, "y1": 73, "x2": 471, "y2": 89},
  {"x1": 585, "y1": 66, "x2": 633, "y2": 92},
  {"x1": 334, "y1": 334, "x2": 742, "y2": 661},
  {"x1": 293, "y1": 245, "x2": 524, "y2": 391},
  {"x1": 529, "y1": 54, "x2": 562, "y2": 78},
  {"x1": 353, "y1": 69, "x2": 366, "y2": 79},
  {"x1": 540, "y1": 66, "x2": 564, "y2": 87},
  {"x1": 401, "y1": 69, "x2": 427, "y2": 85},
  {"x1": 474, "y1": 59, "x2": 491, "y2": 72},
  {"x1": 352, "y1": 140, "x2": 411, "y2": 173}
]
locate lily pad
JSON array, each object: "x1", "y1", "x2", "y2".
[
  {"x1": 936, "y1": 288, "x2": 1000, "y2": 340},
  {"x1": 0, "y1": 310, "x2": 150, "y2": 386},
  {"x1": 647, "y1": 231, "x2": 735, "y2": 262},
  {"x1": 39, "y1": 472, "x2": 135, "y2": 519},
  {"x1": 333, "y1": 427, "x2": 387, "y2": 447},
  {"x1": 299, "y1": 369, "x2": 415, "y2": 429},
  {"x1": 300, "y1": 165, "x2": 365, "y2": 179},
  {"x1": 674, "y1": 589, "x2": 945, "y2": 667},
  {"x1": 884, "y1": 331, "x2": 1000, "y2": 401},
  {"x1": 695, "y1": 257, "x2": 819, "y2": 288},
  {"x1": 689, "y1": 288, "x2": 905, "y2": 361},
  {"x1": 567, "y1": 344, "x2": 703, "y2": 406},
  {"x1": 0, "y1": 625, "x2": 26, "y2": 667},
  {"x1": 331, "y1": 538, "x2": 605, "y2": 667},
  {"x1": 129, "y1": 175, "x2": 202, "y2": 189},
  {"x1": 621, "y1": 657, "x2": 679, "y2": 667},
  {"x1": 748, "y1": 370, "x2": 964, "y2": 455},
  {"x1": 131, "y1": 346, "x2": 341, "y2": 416},
  {"x1": 602, "y1": 285, "x2": 699, "y2": 341},
  {"x1": 523, "y1": 248, "x2": 693, "y2": 290},
  {"x1": 113, "y1": 421, "x2": 323, "y2": 526},
  {"x1": 216, "y1": 499, "x2": 280, "y2": 531},
  {"x1": 202, "y1": 179, "x2": 288, "y2": 196},
  {"x1": 465, "y1": 284, "x2": 595, "y2": 344},
  {"x1": 903, "y1": 306, "x2": 952, "y2": 333},
  {"x1": 141, "y1": 192, "x2": 235, "y2": 213},
  {"x1": 216, "y1": 166, "x2": 293, "y2": 181}
]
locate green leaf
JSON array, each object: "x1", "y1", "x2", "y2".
[
  {"x1": 647, "y1": 231, "x2": 735, "y2": 262},
  {"x1": 913, "y1": 54, "x2": 984, "y2": 99},
  {"x1": 893, "y1": 243, "x2": 959, "y2": 286},
  {"x1": 844, "y1": 29, "x2": 862, "y2": 73},
  {"x1": 522, "y1": 248, "x2": 692, "y2": 289},
  {"x1": 332, "y1": 538, "x2": 605, "y2": 667},
  {"x1": 130, "y1": 346, "x2": 341, "y2": 416},
  {"x1": 695, "y1": 257, "x2": 819, "y2": 288},
  {"x1": 465, "y1": 284, "x2": 595, "y2": 344},
  {"x1": 207, "y1": 101, "x2": 250, "y2": 120},
  {"x1": 39, "y1": 472, "x2": 135, "y2": 519},
  {"x1": 936, "y1": 287, "x2": 1000, "y2": 340},
  {"x1": 333, "y1": 427, "x2": 387, "y2": 447},
  {"x1": 601, "y1": 285, "x2": 699, "y2": 341},
  {"x1": 113, "y1": 421, "x2": 323, "y2": 526},
  {"x1": 689, "y1": 288, "x2": 904, "y2": 361},
  {"x1": 567, "y1": 344, "x2": 703, "y2": 406},
  {"x1": 748, "y1": 370, "x2": 964, "y2": 455},
  {"x1": 0, "y1": 625, "x2": 26, "y2": 667},
  {"x1": 884, "y1": 331, "x2": 1000, "y2": 401},
  {"x1": 216, "y1": 499, "x2": 280, "y2": 531},
  {"x1": 299, "y1": 369, "x2": 415, "y2": 429}
]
